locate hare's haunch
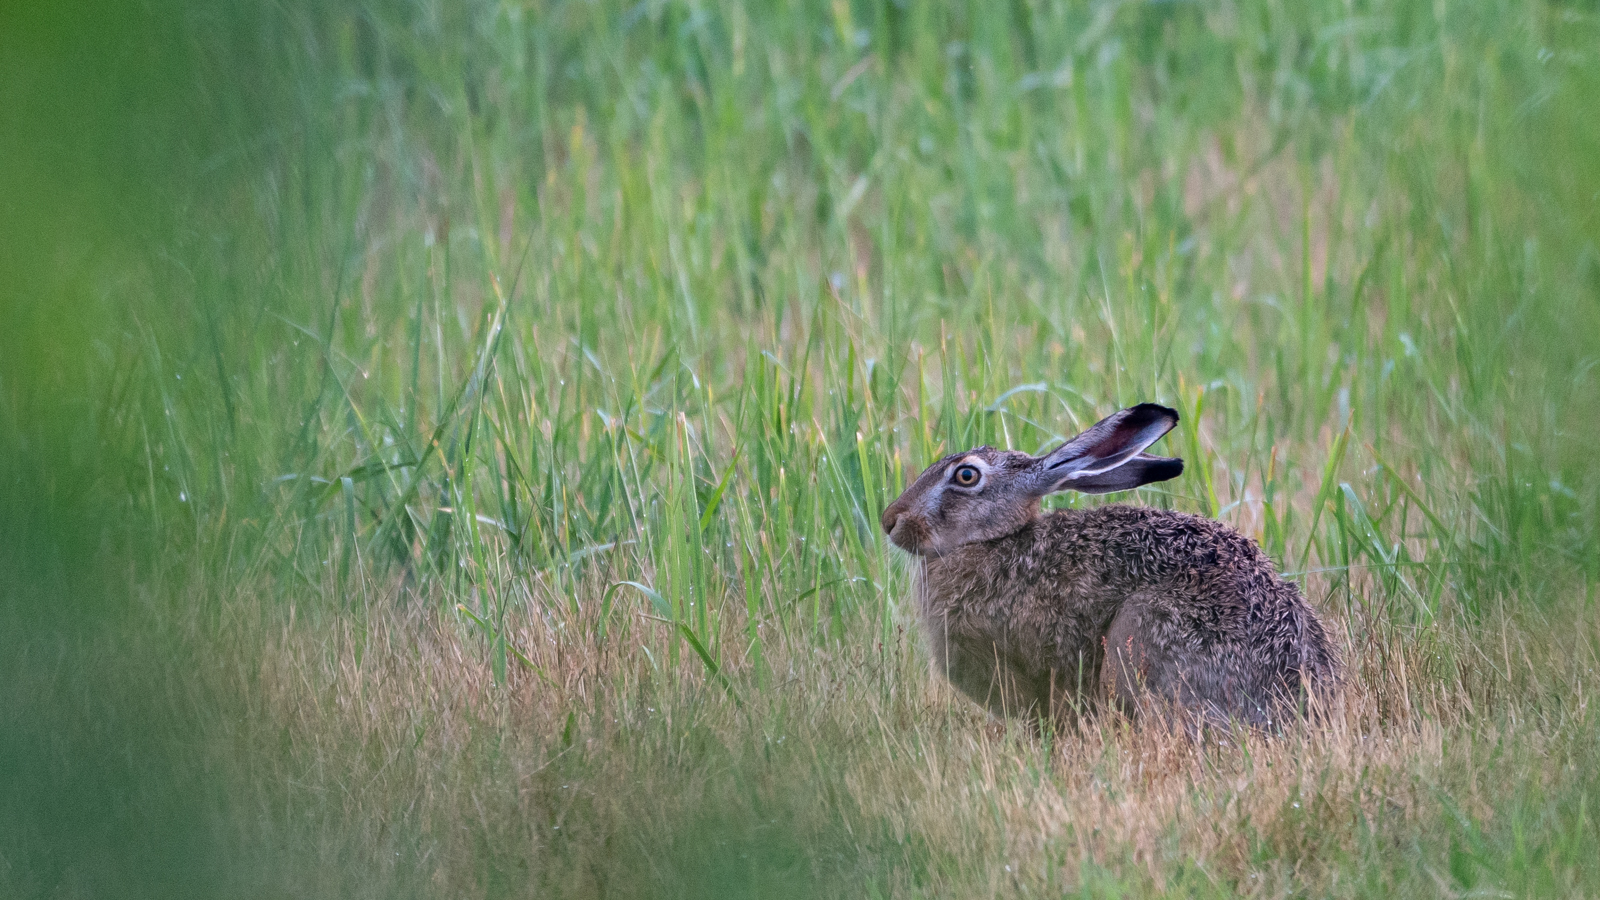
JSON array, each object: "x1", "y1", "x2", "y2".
[{"x1": 881, "y1": 403, "x2": 1339, "y2": 727}]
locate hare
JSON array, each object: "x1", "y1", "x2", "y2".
[{"x1": 881, "y1": 403, "x2": 1339, "y2": 729}]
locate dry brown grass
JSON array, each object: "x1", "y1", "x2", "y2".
[{"x1": 182, "y1": 562, "x2": 1600, "y2": 898}]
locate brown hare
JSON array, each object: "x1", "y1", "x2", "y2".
[{"x1": 881, "y1": 403, "x2": 1339, "y2": 729}]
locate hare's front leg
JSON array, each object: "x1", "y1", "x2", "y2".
[{"x1": 929, "y1": 625, "x2": 1052, "y2": 720}]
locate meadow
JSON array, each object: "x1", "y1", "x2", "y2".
[{"x1": 3, "y1": 0, "x2": 1599, "y2": 896}]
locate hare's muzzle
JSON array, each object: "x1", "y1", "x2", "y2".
[
  {"x1": 880, "y1": 499, "x2": 906, "y2": 536},
  {"x1": 880, "y1": 497, "x2": 927, "y2": 553}
]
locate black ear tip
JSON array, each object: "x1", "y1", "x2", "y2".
[
  {"x1": 1150, "y1": 455, "x2": 1184, "y2": 481},
  {"x1": 1129, "y1": 402, "x2": 1180, "y2": 423}
]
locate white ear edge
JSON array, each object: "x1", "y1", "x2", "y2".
[
  {"x1": 1032, "y1": 403, "x2": 1179, "y2": 495},
  {"x1": 1060, "y1": 412, "x2": 1177, "y2": 477},
  {"x1": 1056, "y1": 453, "x2": 1184, "y2": 495}
]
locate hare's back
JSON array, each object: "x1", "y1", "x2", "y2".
[
  {"x1": 1059, "y1": 504, "x2": 1340, "y2": 707},
  {"x1": 1045, "y1": 505, "x2": 1318, "y2": 631},
  {"x1": 1059, "y1": 504, "x2": 1336, "y2": 660},
  {"x1": 1049, "y1": 505, "x2": 1282, "y2": 585}
]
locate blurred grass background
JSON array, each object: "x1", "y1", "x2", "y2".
[{"x1": 2, "y1": 0, "x2": 1598, "y2": 896}]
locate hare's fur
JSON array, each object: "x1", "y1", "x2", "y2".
[
  {"x1": 917, "y1": 505, "x2": 1338, "y2": 727},
  {"x1": 882, "y1": 404, "x2": 1339, "y2": 728}
]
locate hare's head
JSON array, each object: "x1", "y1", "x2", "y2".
[{"x1": 880, "y1": 404, "x2": 1184, "y2": 557}]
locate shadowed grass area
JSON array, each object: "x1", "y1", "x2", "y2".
[{"x1": 3, "y1": 0, "x2": 1599, "y2": 896}]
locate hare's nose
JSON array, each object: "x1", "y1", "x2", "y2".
[{"x1": 880, "y1": 503, "x2": 904, "y2": 535}]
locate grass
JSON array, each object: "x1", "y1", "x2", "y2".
[{"x1": 3, "y1": 0, "x2": 1600, "y2": 896}]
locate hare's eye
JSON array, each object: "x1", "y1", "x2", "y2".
[{"x1": 952, "y1": 464, "x2": 981, "y2": 487}]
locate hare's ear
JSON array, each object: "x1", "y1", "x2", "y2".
[
  {"x1": 1028, "y1": 403, "x2": 1180, "y2": 496},
  {"x1": 1062, "y1": 452, "x2": 1184, "y2": 494}
]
